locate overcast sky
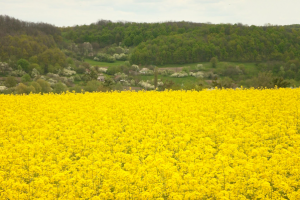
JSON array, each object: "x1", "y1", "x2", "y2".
[{"x1": 1, "y1": 0, "x2": 299, "y2": 27}]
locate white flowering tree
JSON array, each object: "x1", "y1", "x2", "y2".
[
  {"x1": 139, "y1": 68, "x2": 154, "y2": 75},
  {"x1": 98, "y1": 68, "x2": 107, "y2": 73},
  {"x1": 31, "y1": 68, "x2": 40, "y2": 78},
  {"x1": 62, "y1": 68, "x2": 76, "y2": 76},
  {"x1": 0, "y1": 62, "x2": 12, "y2": 75},
  {"x1": 0, "y1": 86, "x2": 7, "y2": 91},
  {"x1": 190, "y1": 71, "x2": 204, "y2": 78},
  {"x1": 113, "y1": 53, "x2": 127, "y2": 61},
  {"x1": 161, "y1": 69, "x2": 174, "y2": 76},
  {"x1": 139, "y1": 81, "x2": 155, "y2": 90},
  {"x1": 131, "y1": 64, "x2": 139, "y2": 71},
  {"x1": 82, "y1": 42, "x2": 93, "y2": 57},
  {"x1": 195, "y1": 64, "x2": 204, "y2": 71},
  {"x1": 170, "y1": 72, "x2": 188, "y2": 78}
]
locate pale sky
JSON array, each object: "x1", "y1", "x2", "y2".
[{"x1": 0, "y1": 0, "x2": 299, "y2": 27}]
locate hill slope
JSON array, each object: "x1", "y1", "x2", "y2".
[{"x1": 61, "y1": 21, "x2": 300, "y2": 65}]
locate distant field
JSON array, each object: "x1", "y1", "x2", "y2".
[{"x1": 84, "y1": 59, "x2": 125, "y2": 67}]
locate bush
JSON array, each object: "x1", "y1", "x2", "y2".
[
  {"x1": 36, "y1": 79, "x2": 52, "y2": 93},
  {"x1": 16, "y1": 83, "x2": 28, "y2": 94},
  {"x1": 194, "y1": 64, "x2": 204, "y2": 71},
  {"x1": 26, "y1": 85, "x2": 36, "y2": 94},
  {"x1": 182, "y1": 66, "x2": 190, "y2": 74},
  {"x1": 62, "y1": 68, "x2": 76, "y2": 76},
  {"x1": 85, "y1": 80, "x2": 102, "y2": 92},
  {"x1": 124, "y1": 61, "x2": 131, "y2": 67},
  {"x1": 31, "y1": 82, "x2": 42, "y2": 93},
  {"x1": 10, "y1": 70, "x2": 26, "y2": 77},
  {"x1": 53, "y1": 82, "x2": 68, "y2": 94},
  {"x1": 31, "y1": 68, "x2": 40, "y2": 78},
  {"x1": 1, "y1": 87, "x2": 15, "y2": 94},
  {"x1": 189, "y1": 71, "x2": 204, "y2": 78},
  {"x1": 170, "y1": 72, "x2": 188, "y2": 78},
  {"x1": 252, "y1": 72, "x2": 274, "y2": 88},
  {"x1": 5, "y1": 76, "x2": 17, "y2": 87},
  {"x1": 222, "y1": 66, "x2": 243, "y2": 77},
  {"x1": 112, "y1": 82, "x2": 123, "y2": 91},
  {"x1": 161, "y1": 69, "x2": 174, "y2": 76},
  {"x1": 212, "y1": 77, "x2": 235, "y2": 88},
  {"x1": 74, "y1": 74, "x2": 82, "y2": 81},
  {"x1": 106, "y1": 66, "x2": 121, "y2": 75},
  {"x1": 70, "y1": 85, "x2": 82, "y2": 93},
  {"x1": 76, "y1": 66, "x2": 86, "y2": 74}
]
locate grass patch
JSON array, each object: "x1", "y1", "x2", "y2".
[
  {"x1": 139, "y1": 75, "x2": 201, "y2": 85},
  {"x1": 84, "y1": 59, "x2": 125, "y2": 67},
  {"x1": 157, "y1": 62, "x2": 210, "y2": 68},
  {"x1": 156, "y1": 62, "x2": 258, "y2": 77},
  {"x1": 213, "y1": 62, "x2": 258, "y2": 76}
]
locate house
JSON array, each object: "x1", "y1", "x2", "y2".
[{"x1": 97, "y1": 74, "x2": 105, "y2": 82}]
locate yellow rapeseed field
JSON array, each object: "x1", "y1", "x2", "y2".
[{"x1": 1, "y1": 89, "x2": 300, "y2": 200}]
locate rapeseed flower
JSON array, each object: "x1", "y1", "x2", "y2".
[{"x1": 0, "y1": 89, "x2": 300, "y2": 199}]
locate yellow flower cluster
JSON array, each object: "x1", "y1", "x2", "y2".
[{"x1": 1, "y1": 89, "x2": 300, "y2": 199}]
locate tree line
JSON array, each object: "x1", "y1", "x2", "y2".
[
  {"x1": 61, "y1": 20, "x2": 300, "y2": 65},
  {"x1": 130, "y1": 25, "x2": 300, "y2": 65},
  {"x1": 62, "y1": 20, "x2": 208, "y2": 49}
]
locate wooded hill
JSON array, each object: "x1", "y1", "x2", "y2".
[
  {"x1": 61, "y1": 20, "x2": 300, "y2": 65},
  {"x1": 1, "y1": 16, "x2": 300, "y2": 93},
  {"x1": 0, "y1": 15, "x2": 67, "y2": 74},
  {"x1": 1, "y1": 15, "x2": 300, "y2": 68}
]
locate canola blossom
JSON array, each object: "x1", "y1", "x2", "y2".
[{"x1": 0, "y1": 89, "x2": 300, "y2": 199}]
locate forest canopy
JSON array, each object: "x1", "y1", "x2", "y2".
[
  {"x1": 61, "y1": 20, "x2": 300, "y2": 65},
  {"x1": 0, "y1": 15, "x2": 65, "y2": 68},
  {"x1": 1, "y1": 15, "x2": 300, "y2": 70}
]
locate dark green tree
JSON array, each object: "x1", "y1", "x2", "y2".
[
  {"x1": 21, "y1": 74, "x2": 31, "y2": 82},
  {"x1": 17, "y1": 59, "x2": 30, "y2": 72},
  {"x1": 210, "y1": 57, "x2": 218, "y2": 68}
]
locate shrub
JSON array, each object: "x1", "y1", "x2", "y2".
[
  {"x1": 31, "y1": 82, "x2": 42, "y2": 93},
  {"x1": 36, "y1": 79, "x2": 52, "y2": 93},
  {"x1": 76, "y1": 66, "x2": 86, "y2": 74},
  {"x1": 15, "y1": 83, "x2": 28, "y2": 94},
  {"x1": 85, "y1": 80, "x2": 102, "y2": 92},
  {"x1": 5, "y1": 76, "x2": 17, "y2": 87},
  {"x1": 53, "y1": 82, "x2": 68, "y2": 94},
  {"x1": 74, "y1": 74, "x2": 82, "y2": 81}
]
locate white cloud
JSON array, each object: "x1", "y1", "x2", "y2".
[{"x1": 0, "y1": 0, "x2": 299, "y2": 27}]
